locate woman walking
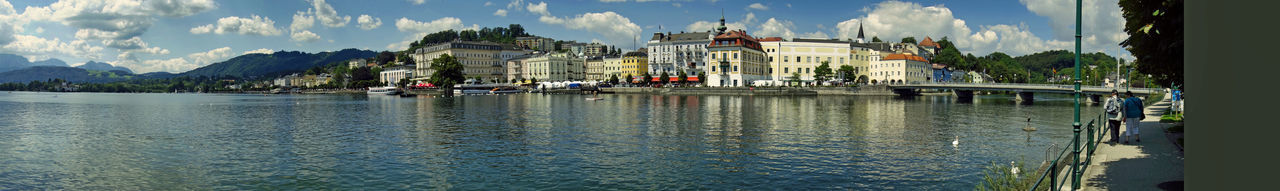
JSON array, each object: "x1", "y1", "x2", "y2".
[{"x1": 1122, "y1": 91, "x2": 1146, "y2": 143}]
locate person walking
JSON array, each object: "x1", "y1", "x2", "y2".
[
  {"x1": 1122, "y1": 91, "x2": 1146, "y2": 143},
  {"x1": 1104, "y1": 90, "x2": 1124, "y2": 143}
]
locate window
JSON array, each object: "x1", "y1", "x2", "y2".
[
  {"x1": 785, "y1": 68, "x2": 789, "y2": 73},
  {"x1": 734, "y1": 66, "x2": 738, "y2": 72},
  {"x1": 769, "y1": 56, "x2": 774, "y2": 62},
  {"x1": 733, "y1": 53, "x2": 738, "y2": 59}
]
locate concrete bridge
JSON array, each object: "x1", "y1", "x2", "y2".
[{"x1": 887, "y1": 82, "x2": 1161, "y2": 102}]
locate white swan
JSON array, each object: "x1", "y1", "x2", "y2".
[
  {"x1": 1011, "y1": 161, "x2": 1020, "y2": 175},
  {"x1": 952, "y1": 136, "x2": 959, "y2": 147}
]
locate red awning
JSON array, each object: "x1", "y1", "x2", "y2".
[{"x1": 649, "y1": 77, "x2": 700, "y2": 82}]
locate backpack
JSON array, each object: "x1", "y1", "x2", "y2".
[{"x1": 1105, "y1": 98, "x2": 1121, "y2": 114}]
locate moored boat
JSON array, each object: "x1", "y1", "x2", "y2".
[{"x1": 367, "y1": 86, "x2": 402, "y2": 95}]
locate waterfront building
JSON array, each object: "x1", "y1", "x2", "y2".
[
  {"x1": 705, "y1": 29, "x2": 769, "y2": 87},
  {"x1": 411, "y1": 40, "x2": 526, "y2": 83},
  {"x1": 917, "y1": 36, "x2": 940, "y2": 56},
  {"x1": 523, "y1": 52, "x2": 584, "y2": 82},
  {"x1": 760, "y1": 37, "x2": 852, "y2": 84},
  {"x1": 621, "y1": 51, "x2": 648, "y2": 82},
  {"x1": 870, "y1": 53, "x2": 931, "y2": 84},
  {"x1": 585, "y1": 57, "x2": 606, "y2": 81},
  {"x1": 379, "y1": 66, "x2": 414, "y2": 86},
  {"x1": 584, "y1": 43, "x2": 610, "y2": 57},
  {"x1": 505, "y1": 54, "x2": 534, "y2": 82},
  {"x1": 932, "y1": 63, "x2": 952, "y2": 82},
  {"x1": 515, "y1": 36, "x2": 555, "y2": 51},
  {"x1": 646, "y1": 31, "x2": 712, "y2": 77},
  {"x1": 603, "y1": 57, "x2": 623, "y2": 80}
]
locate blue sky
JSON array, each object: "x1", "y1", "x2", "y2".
[{"x1": 0, "y1": 0, "x2": 1131, "y2": 73}]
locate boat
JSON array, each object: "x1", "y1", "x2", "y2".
[
  {"x1": 367, "y1": 86, "x2": 402, "y2": 95},
  {"x1": 454, "y1": 83, "x2": 521, "y2": 95},
  {"x1": 489, "y1": 86, "x2": 523, "y2": 94},
  {"x1": 586, "y1": 97, "x2": 605, "y2": 101}
]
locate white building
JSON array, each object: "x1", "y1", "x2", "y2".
[
  {"x1": 410, "y1": 40, "x2": 528, "y2": 82},
  {"x1": 523, "y1": 52, "x2": 585, "y2": 82},
  {"x1": 869, "y1": 53, "x2": 931, "y2": 84},
  {"x1": 647, "y1": 31, "x2": 713, "y2": 76},
  {"x1": 379, "y1": 67, "x2": 413, "y2": 86},
  {"x1": 348, "y1": 59, "x2": 367, "y2": 69}
]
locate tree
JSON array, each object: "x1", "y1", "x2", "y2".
[
  {"x1": 509, "y1": 24, "x2": 526, "y2": 37},
  {"x1": 871, "y1": 36, "x2": 882, "y2": 43},
  {"x1": 529, "y1": 78, "x2": 538, "y2": 84},
  {"x1": 814, "y1": 61, "x2": 833, "y2": 83},
  {"x1": 625, "y1": 74, "x2": 634, "y2": 84},
  {"x1": 837, "y1": 65, "x2": 856, "y2": 82},
  {"x1": 677, "y1": 70, "x2": 688, "y2": 84},
  {"x1": 659, "y1": 71, "x2": 670, "y2": 84},
  {"x1": 608, "y1": 74, "x2": 619, "y2": 84},
  {"x1": 790, "y1": 72, "x2": 802, "y2": 86},
  {"x1": 1120, "y1": 0, "x2": 1182, "y2": 86},
  {"x1": 375, "y1": 51, "x2": 396, "y2": 65},
  {"x1": 697, "y1": 72, "x2": 706, "y2": 86},
  {"x1": 642, "y1": 72, "x2": 653, "y2": 85},
  {"x1": 554, "y1": 40, "x2": 565, "y2": 51},
  {"x1": 901, "y1": 37, "x2": 917, "y2": 44},
  {"x1": 858, "y1": 75, "x2": 869, "y2": 84},
  {"x1": 428, "y1": 54, "x2": 465, "y2": 89}
]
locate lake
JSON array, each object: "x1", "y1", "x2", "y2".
[{"x1": 0, "y1": 91, "x2": 1103, "y2": 190}]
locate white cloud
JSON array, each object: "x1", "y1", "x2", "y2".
[
  {"x1": 507, "y1": 0, "x2": 525, "y2": 9},
  {"x1": 526, "y1": 2, "x2": 549, "y2": 16},
  {"x1": 409, "y1": 0, "x2": 425, "y2": 5},
  {"x1": 290, "y1": 10, "x2": 314, "y2": 31},
  {"x1": 538, "y1": 11, "x2": 641, "y2": 47},
  {"x1": 672, "y1": 3, "x2": 682, "y2": 7},
  {"x1": 186, "y1": 46, "x2": 233, "y2": 66},
  {"x1": 493, "y1": 9, "x2": 508, "y2": 17},
  {"x1": 356, "y1": 14, "x2": 381, "y2": 30},
  {"x1": 310, "y1": 0, "x2": 350, "y2": 27},
  {"x1": 755, "y1": 18, "x2": 795, "y2": 39},
  {"x1": 484, "y1": 2, "x2": 494, "y2": 6},
  {"x1": 599, "y1": 0, "x2": 627, "y2": 2},
  {"x1": 290, "y1": 30, "x2": 321, "y2": 43},
  {"x1": 747, "y1": 3, "x2": 768, "y2": 11},
  {"x1": 242, "y1": 48, "x2": 274, "y2": 55},
  {"x1": 1, "y1": 35, "x2": 104, "y2": 60},
  {"x1": 395, "y1": 17, "x2": 464, "y2": 34},
  {"x1": 786, "y1": 3, "x2": 791, "y2": 8},
  {"x1": 192, "y1": 15, "x2": 283, "y2": 36},
  {"x1": 113, "y1": 46, "x2": 235, "y2": 73},
  {"x1": 800, "y1": 31, "x2": 830, "y2": 39},
  {"x1": 1020, "y1": 0, "x2": 1127, "y2": 56},
  {"x1": 685, "y1": 12, "x2": 754, "y2": 33},
  {"x1": 189, "y1": 24, "x2": 212, "y2": 34},
  {"x1": 830, "y1": 1, "x2": 1099, "y2": 57}
]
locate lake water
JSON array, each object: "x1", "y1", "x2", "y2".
[{"x1": 0, "y1": 91, "x2": 1104, "y2": 190}]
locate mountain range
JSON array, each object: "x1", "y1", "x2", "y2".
[
  {"x1": 0, "y1": 54, "x2": 70, "y2": 73},
  {"x1": 0, "y1": 48, "x2": 376, "y2": 83},
  {"x1": 75, "y1": 61, "x2": 134, "y2": 74}
]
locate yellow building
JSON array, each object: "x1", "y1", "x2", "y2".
[
  {"x1": 705, "y1": 29, "x2": 769, "y2": 87},
  {"x1": 621, "y1": 51, "x2": 648, "y2": 82},
  {"x1": 759, "y1": 38, "x2": 851, "y2": 84},
  {"x1": 523, "y1": 52, "x2": 584, "y2": 82},
  {"x1": 411, "y1": 40, "x2": 524, "y2": 82},
  {"x1": 603, "y1": 57, "x2": 623, "y2": 80},
  {"x1": 585, "y1": 57, "x2": 606, "y2": 81}
]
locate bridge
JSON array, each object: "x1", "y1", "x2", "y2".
[{"x1": 887, "y1": 82, "x2": 1162, "y2": 102}]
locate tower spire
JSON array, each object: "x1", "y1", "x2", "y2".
[
  {"x1": 716, "y1": 9, "x2": 728, "y2": 35},
  {"x1": 856, "y1": 21, "x2": 866, "y2": 43}
]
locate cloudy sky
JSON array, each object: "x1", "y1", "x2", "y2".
[{"x1": 0, "y1": 0, "x2": 1131, "y2": 74}]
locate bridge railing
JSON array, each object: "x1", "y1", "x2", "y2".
[
  {"x1": 894, "y1": 82, "x2": 1161, "y2": 93},
  {"x1": 1028, "y1": 111, "x2": 1110, "y2": 191}
]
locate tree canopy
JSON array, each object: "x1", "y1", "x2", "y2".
[
  {"x1": 1120, "y1": 0, "x2": 1182, "y2": 86},
  {"x1": 900, "y1": 37, "x2": 917, "y2": 44},
  {"x1": 814, "y1": 61, "x2": 833, "y2": 83},
  {"x1": 871, "y1": 36, "x2": 882, "y2": 43},
  {"x1": 428, "y1": 54, "x2": 465, "y2": 88}
]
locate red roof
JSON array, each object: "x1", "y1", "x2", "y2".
[
  {"x1": 883, "y1": 54, "x2": 929, "y2": 62},
  {"x1": 918, "y1": 36, "x2": 939, "y2": 48},
  {"x1": 758, "y1": 37, "x2": 784, "y2": 42}
]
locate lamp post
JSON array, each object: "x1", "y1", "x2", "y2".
[{"x1": 1071, "y1": 0, "x2": 1083, "y2": 189}]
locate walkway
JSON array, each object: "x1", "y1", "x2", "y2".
[{"x1": 1078, "y1": 94, "x2": 1184, "y2": 190}]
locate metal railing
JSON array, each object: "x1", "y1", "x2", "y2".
[
  {"x1": 1029, "y1": 111, "x2": 1110, "y2": 190},
  {"x1": 891, "y1": 82, "x2": 1161, "y2": 93}
]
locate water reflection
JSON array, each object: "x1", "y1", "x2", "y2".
[{"x1": 0, "y1": 92, "x2": 1102, "y2": 190}]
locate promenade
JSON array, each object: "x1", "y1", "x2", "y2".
[{"x1": 1078, "y1": 94, "x2": 1184, "y2": 190}]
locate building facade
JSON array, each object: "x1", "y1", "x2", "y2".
[
  {"x1": 380, "y1": 67, "x2": 413, "y2": 86},
  {"x1": 646, "y1": 31, "x2": 712, "y2": 76},
  {"x1": 584, "y1": 43, "x2": 610, "y2": 57},
  {"x1": 505, "y1": 55, "x2": 533, "y2": 82},
  {"x1": 621, "y1": 51, "x2": 648, "y2": 82},
  {"x1": 706, "y1": 29, "x2": 769, "y2": 87},
  {"x1": 869, "y1": 54, "x2": 931, "y2": 84},
  {"x1": 585, "y1": 57, "x2": 605, "y2": 81},
  {"x1": 760, "y1": 38, "x2": 852, "y2": 83},
  {"x1": 602, "y1": 57, "x2": 623, "y2": 80},
  {"x1": 522, "y1": 52, "x2": 584, "y2": 82},
  {"x1": 515, "y1": 36, "x2": 554, "y2": 51},
  {"x1": 411, "y1": 40, "x2": 525, "y2": 82}
]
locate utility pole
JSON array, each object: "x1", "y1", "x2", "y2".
[{"x1": 1071, "y1": 0, "x2": 1083, "y2": 189}]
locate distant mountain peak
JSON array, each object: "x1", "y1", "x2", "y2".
[{"x1": 75, "y1": 60, "x2": 133, "y2": 74}]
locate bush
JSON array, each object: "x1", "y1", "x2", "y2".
[{"x1": 976, "y1": 161, "x2": 1041, "y2": 191}]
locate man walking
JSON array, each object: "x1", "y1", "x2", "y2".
[
  {"x1": 1122, "y1": 91, "x2": 1146, "y2": 143},
  {"x1": 1104, "y1": 90, "x2": 1124, "y2": 143}
]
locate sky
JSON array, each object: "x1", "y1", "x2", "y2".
[{"x1": 0, "y1": 0, "x2": 1133, "y2": 74}]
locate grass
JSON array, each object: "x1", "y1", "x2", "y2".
[
  {"x1": 1160, "y1": 112, "x2": 1183, "y2": 123},
  {"x1": 976, "y1": 161, "x2": 1044, "y2": 191}
]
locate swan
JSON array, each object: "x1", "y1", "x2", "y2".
[
  {"x1": 1011, "y1": 161, "x2": 1020, "y2": 175},
  {"x1": 952, "y1": 136, "x2": 959, "y2": 147}
]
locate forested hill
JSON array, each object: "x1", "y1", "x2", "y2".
[{"x1": 179, "y1": 48, "x2": 377, "y2": 79}]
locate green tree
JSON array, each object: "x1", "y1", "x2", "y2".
[
  {"x1": 625, "y1": 74, "x2": 634, "y2": 84},
  {"x1": 901, "y1": 37, "x2": 917, "y2": 44},
  {"x1": 677, "y1": 70, "x2": 688, "y2": 84},
  {"x1": 529, "y1": 78, "x2": 538, "y2": 84},
  {"x1": 790, "y1": 72, "x2": 802, "y2": 86},
  {"x1": 871, "y1": 36, "x2": 882, "y2": 43},
  {"x1": 375, "y1": 51, "x2": 396, "y2": 65},
  {"x1": 642, "y1": 72, "x2": 653, "y2": 85},
  {"x1": 814, "y1": 61, "x2": 833, "y2": 83},
  {"x1": 428, "y1": 54, "x2": 465, "y2": 88},
  {"x1": 1120, "y1": 0, "x2": 1182, "y2": 86},
  {"x1": 697, "y1": 72, "x2": 706, "y2": 86},
  {"x1": 837, "y1": 65, "x2": 856, "y2": 82},
  {"x1": 659, "y1": 71, "x2": 670, "y2": 84},
  {"x1": 608, "y1": 74, "x2": 619, "y2": 84},
  {"x1": 509, "y1": 24, "x2": 526, "y2": 37}
]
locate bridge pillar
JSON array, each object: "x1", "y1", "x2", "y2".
[
  {"x1": 1089, "y1": 94, "x2": 1103, "y2": 103},
  {"x1": 955, "y1": 90, "x2": 974, "y2": 102},
  {"x1": 892, "y1": 88, "x2": 921, "y2": 96},
  {"x1": 1016, "y1": 91, "x2": 1035, "y2": 102}
]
